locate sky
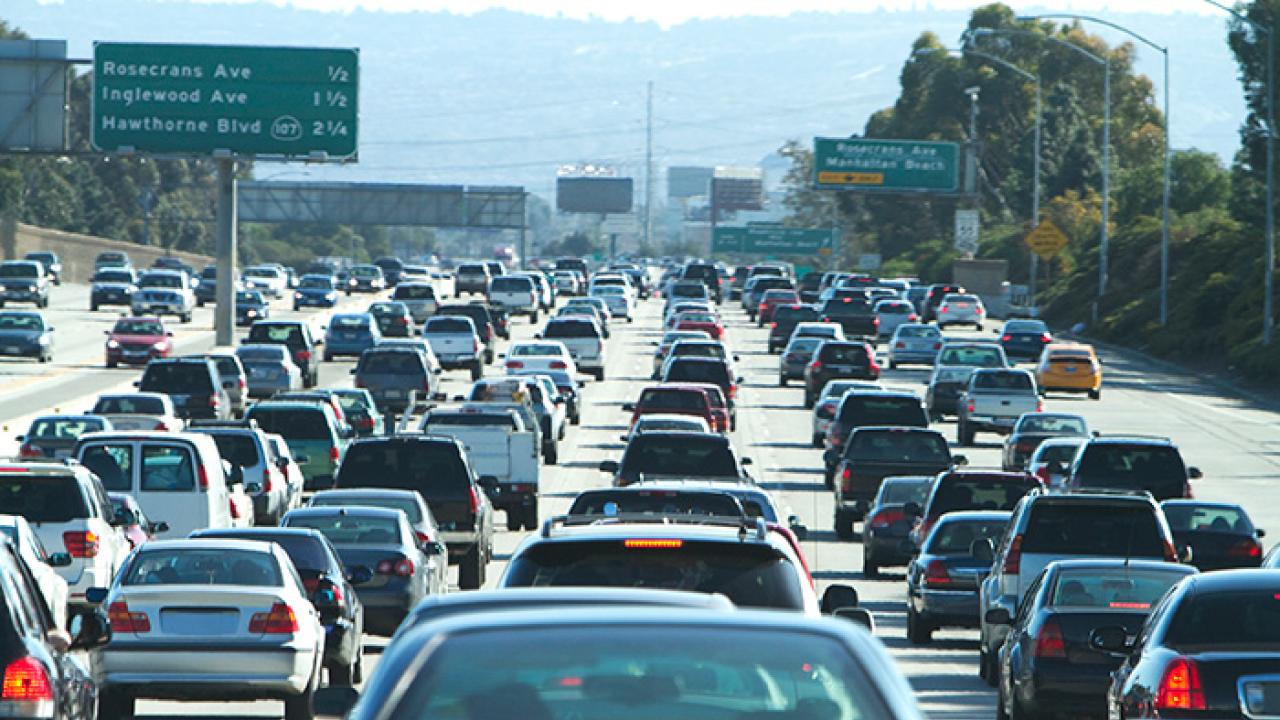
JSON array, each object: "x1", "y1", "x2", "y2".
[{"x1": 182, "y1": 0, "x2": 1226, "y2": 26}]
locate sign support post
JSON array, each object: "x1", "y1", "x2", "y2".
[{"x1": 214, "y1": 156, "x2": 237, "y2": 347}]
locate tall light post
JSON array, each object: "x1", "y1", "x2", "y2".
[
  {"x1": 970, "y1": 28, "x2": 1111, "y2": 308},
  {"x1": 1201, "y1": 0, "x2": 1274, "y2": 344},
  {"x1": 1020, "y1": 15, "x2": 1170, "y2": 326},
  {"x1": 913, "y1": 47, "x2": 1043, "y2": 302}
]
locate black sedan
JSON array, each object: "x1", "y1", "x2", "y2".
[
  {"x1": 992, "y1": 559, "x2": 1196, "y2": 720},
  {"x1": 1000, "y1": 412, "x2": 1090, "y2": 472},
  {"x1": 0, "y1": 311, "x2": 53, "y2": 362},
  {"x1": 861, "y1": 475, "x2": 932, "y2": 578},
  {"x1": 1101, "y1": 570, "x2": 1280, "y2": 720},
  {"x1": 191, "y1": 526, "x2": 368, "y2": 685},
  {"x1": 998, "y1": 319, "x2": 1053, "y2": 361},
  {"x1": 1162, "y1": 500, "x2": 1265, "y2": 570},
  {"x1": 906, "y1": 511, "x2": 1009, "y2": 644}
]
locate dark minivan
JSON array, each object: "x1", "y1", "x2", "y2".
[
  {"x1": 1066, "y1": 436, "x2": 1201, "y2": 500},
  {"x1": 335, "y1": 436, "x2": 494, "y2": 589},
  {"x1": 822, "y1": 390, "x2": 929, "y2": 486},
  {"x1": 832, "y1": 427, "x2": 962, "y2": 539},
  {"x1": 137, "y1": 357, "x2": 232, "y2": 420}
]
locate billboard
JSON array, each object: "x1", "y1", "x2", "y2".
[
  {"x1": 668, "y1": 166, "x2": 713, "y2": 199},
  {"x1": 557, "y1": 177, "x2": 633, "y2": 214}
]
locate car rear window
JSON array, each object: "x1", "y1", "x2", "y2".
[
  {"x1": 140, "y1": 363, "x2": 214, "y2": 394},
  {"x1": 206, "y1": 433, "x2": 261, "y2": 468},
  {"x1": 237, "y1": 346, "x2": 288, "y2": 363},
  {"x1": 848, "y1": 431, "x2": 950, "y2": 463},
  {"x1": 639, "y1": 389, "x2": 708, "y2": 411},
  {"x1": 898, "y1": 325, "x2": 940, "y2": 338},
  {"x1": 312, "y1": 496, "x2": 424, "y2": 524},
  {"x1": 95, "y1": 270, "x2": 134, "y2": 283},
  {"x1": 820, "y1": 345, "x2": 870, "y2": 363},
  {"x1": 247, "y1": 324, "x2": 303, "y2": 346},
  {"x1": 1018, "y1": 415, "x2": 1087, "y2": 434},
  {"x1": 929, "y1": 476, "x2": 1039, "y2": 516},
  {"x1": 202, "y1": 532, "x2": 331, "y2": 573},
  {"x1": 426, "y1": 317, "x2": 474, "y2": 334},
  {"x1": 504, "y1": 540, "x2": 804, "y2": 610},
  {"x1": 358, "y1": 352, "x2": 425, "y2": 375},
  {"x1": 774, "y1": 306, "x2": 819, "y2": 323},
  {"x1": 248, "y1": 408, "x2": 332, "y2": 441},
  {"x1": 1075, "y1": 445, "x2": 1187, "y2": 490},
  {"x1": 490, "y1": 277, "x2": 534, "y2": 292},
  {"x1": 881, "y1": 480, "x2": 931, "y2": 505},
  {"x1": 820, "y1": 301, "x2": 872, "y2": 317},
  {"x1": 287, "y1": 514, "x2": 401, "y2": 546},
  {"x1": 938, "y1": 346, "x2": 1004, "y2": 367},
  {"x1": 394, "y1": 285, "x2": 435, "y2": 300},
  {"x1": 973, "y1": 371, "x2": 1034, "y2": 391},
  {"x1": 925, "y1": 518, "x2": 1008, "y2": 555},
  {"x1": 1162, "y1": 504, "x2": 1252, "y2": 533},
  {"x1": 209, "y1": 357, "x2": 241, "y2": 377},
  {"x1": 1050, "y1": 569, "x2": 1186, "y2": 610},
  {"x1": 568, "y1": 491, "x2": 742, "y2": 518},
  {"x1": 622, "y1": 438, "x2": 738, "y2": 477},
  {"x1": 837, "y1": 396, "x2": 926, "y2": 426},
  {"x1": 1167, "y1": 590, "x2": 1280, "y2": 647},
  {"x1": 1021, "y1": 503, "x2": 1165, "y2": 557},
  {"x1": 332, "y1": 316, "x2": 371, "y2": 330},
  {"x1": 0, "y1": 476, "x2": 89, "y2": 522},
  {"x1": 424, "y1": 412, "x2": 518, "y2": 428},
  {"x1": 337, "y1": 441, "x2": 471, "y2": 499},
  {"x1": 124, "y1": 548, "x2": 281, "y2": 586},
  {"x1": 113, "y1": 320, "x2": 163, "y2": 335},
  {"x1": 664, "y1": 361, "x2": 730, "y2": 386},
  {"x1": 28, "y1": 418, "x2": 106, "y2": 439}
]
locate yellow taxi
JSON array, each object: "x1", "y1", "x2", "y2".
[{"x1": 1036, "y1": 342, "x2": 1102, "y2": 400}]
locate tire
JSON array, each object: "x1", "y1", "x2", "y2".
[
  {"x1": 779, "y1": 375, "x2": 787, "y2": 387},
  {"x1": 106, "y1": 358, "x2": 117, "y2": 369},
  {"x1": 980, "y1": 646, "x2": 998, "y2": 686},
  {"x1": 327, "y1": 658, "x2": 355, "y2": 687},
  {"x1": 522, "y1": 504, "x2": 539, "y2": 531},
  {"x1": 470, "y1": 362, "x2": 483, "y2": 381},
  {"x1": 812, "y1": 433, "x2": 824, "y2": 448},
  {"x1": 889, "y1": 359, "x2": 898, "y2": 369},
  {"x1": 506, "y1": 512, "x2": 521, "y2": 531},
  {"x1": 531, "y1": 310, "x2": 540, "y2": 324},
  {"x1": 593, "y1": 368, "x2": 604, "y2": 382},
  {"x1": 571, "y1": 412, "x2": 581, "y2": 426},
  {"x1": 1089, "y1": 388, "x2": 1101, "y2": 400},
  {"x1": 544, "y1": 442, "x2": 559, "y2": 465},
  {"x1": 352, "y1": 651, "x2": 364, "y2": 685},
  {"x1": 181, "y1": 313, "x2": 192, "y2": 324},
  {"x1": 863, "y1": 548, "x2": 879, "y2": 578},
  {"x1": 90, "y1": 302, "x2": 98, "y2": 312},
  {"x1": 834, "y1": 509, "x2": 856, "y2": 541},
  {"x1": 197, "y1": 298, "x2": 205, "y2": 308},
  {"x1": 485, "y1": 349, "x2": 495, "y2": 365},
  {"x1": 803, "y1": 391, "x2": 815, "y2": 409},
  {"x1": 958, "y1": 420, "x2": 974, "y2": 446},
  {"x1": 458, "y1": 544, "x2": 485, "y2": 590},
  {"x1": 1008, "y1": 691, "x2": 1038, "y2": 720},
  {"x1": 906, "y1": 608, "x2": 933, "y2": 644},
  {"x1": 38, "y1": 354, "x2": 49, "y2": 363},
  {"x1": 323, "y1": 351, "x2": 333, "y2": 362},
  {"x1": 98, "y1": 688, "x2": 134, "y2": 720},
  {"x1": 306, "y1": 371, "x2": 317, "y2": 389},
  {"x1": 823, "y1": 466, "x2": 834, "y2": 491},
  {"x1": 284, "y1": 672, "x2": 317, "y2": 720}
]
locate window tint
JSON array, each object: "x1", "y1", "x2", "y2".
[
  {"x1": 95, "y1": 270, "x2": 134, "y2": 283},
  {"x1": 1162, "y1": 504, "x2": 1252, "y2": 534},
  {"x1": 973, "y1": 372, "x2": 1034, "y2": 391},
  {"x1": 1018, "y1": 415, "x2": 1087, "y2": 434},
  {"x1": 1167, "y1": 590, "x2": 1280, "y2": 647},
  {"x1": 394, "y1": 285, "x2": 435, "y2": 300},
  {"x1": 426, "y1": 318, "x2": 474, "y2": 334},
  {"x1": 664, "y1": 361, "x2": 730, "y2": 386},
  {"x1": 938, "y1": 346, "x2": 1004, "y2": 367},
  {"x1": 639, "y1": 389, "x2": 708, "y2": 411},
  {"x1": 28, "y1": 417, "x2": 105, "y2": 440},
  {"x1": 820, "y1": 345, "x2": 870, "y2": 363},
  {"x1": 622, "y1": 438, "x2": 738, "y2": 476},
  {"x1": 311, "y1": 495, "x2": 424, "y2": 524},
  {"x1": 286, "y1": 514, "x2": 402, "y2": 546},
  {"x1": 0, "y1": 264, "x2": 38, "y2": 278},
  {"x1": 248, "y1": 325, "x2": 304, "y2": 346},
  {"x1": 0, "y1": 315, "x2": 42, "y2": 332},
  {"x1": 1021, "y1": 503, "x2": 1165, "y2": 556},
  {"x1": 425, "y1": 413, "x2": 517, "y2": 428},
  {"x1": 881, "y1": 480, "x2": 931, "y2": 505},
  {"x1": 0, "y1": 476, "x2": 89, "y2": 522},
  {"x1": 80, "y1": 444, "x2": 134, "y2": 492},
  {"x1": 207, "y1": 434, "x2": 261, "y2": 468},
  {"x1": 141, "y1": 445, "x2": 195, "y2": 492},
  {"x1": 490, "y1": 277, "x2": 534, "y2": 292},
  {"x1": 848, "y1": 432, "x2": 950, "y2": 463},
  {"x1": 249, "y1": 408, "x2": 332, "y2": 441},
  {"x1": 837, "y1": 396, "x2": 927, "y2": 427},
  {"x1": 140, "y1": 363, "x2": 214, "y2": 393},
  {"x1": 359, "y1": 352, "x2": 424, "y2": 375},
  {"x1": 338, "y1": 441, "x2": 471, "y2": 499},
  {"x1": 202, "y1": 532, "x2": 333, "y2": 573},
  {"x1": 926, "y1": 519, "x2": 1008, "y2": 555},
  {"x1": 898, "y1": 325, "x2": 940, "y2": 338},
  {"x1": 1050, "y1": 569, "x2": 1185, "y2": 609},
  {"x1": 125, "y1": 548, "x2": 281, "y2": 586},
  {"x1": 929, "y1": 477, "x2": 1038, "y2": 516}
]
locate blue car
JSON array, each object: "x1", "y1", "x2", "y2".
[
  {"x1": 0, "y1": 311, "x2": 54, "y2": 362},
  {"x1": 294, "y1": 274, "x2": 339, "y2": 310},
  {"x1": 195, "y1": 265, "x2": 218, "y2": 306},
  {"x1": 324, "y1": 313, "x2": 381, "y2": 360},
  {"x1": 235, "y1": 290, "x2": 271, "y2": 326}
]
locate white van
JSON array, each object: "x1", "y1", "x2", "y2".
[{"x1": 75, "y1": 431, "x2": 236, "y2": 538}]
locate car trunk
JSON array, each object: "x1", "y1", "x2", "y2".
[
  {"x1": 334, "y1": 546, "x2": 408, "y2": 589},
  {"x1": 113, "y1": 586, "x2": 289, "y2": 640}
]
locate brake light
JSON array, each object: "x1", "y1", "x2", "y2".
[
  {"x1": 505, "y1": 360, "x2": 524, "y2": 369},
  {"x1": 17, "y1": 443, "x2": 41, "y2": 459},
  {"x1": 1040, "y1": 333, "x2": 1052, "y2": 343},
  {"x1": 1001, "y1": 334, "x2": 1013, "y2": 342},
  {"x1": 153, "y1": 421, "x2": 170, "y2": 431},
  {"x1": 238, "y1": 378, "x2": 246, "y2": 391},
  {"x1": 770, "y1": 322, "x2": 777, "y2": 329},
  {"x1": 840, "y1": 466, "x2": 852, "y2": 492},
  {"x1": 1035, "y1": 399, "x2": 1044, "y2": 412},
  {"x1": 354, "y1": 415, "x2": 374, "y2": 430},
  {"x1": 869, "y1": 509, "x2": 904, "y2": 529},
  {"x1": 924, "y1": 559, "x2": 951, "y2": 588},
  {"x1": 468, "y1": 485, "x2": 481, "y2": 515},
  {"x1": 872, "y1": 317, "x2": 880, "y2": 327},
  {"x1": 933, "y1": 342, "x2": 942, "y2": 350},
  {"x1": 758, "y1": 302, "x2": 768, "y2": 310},
  {"x1": 296, "y1": 350, "x2": 312, "y2": 362},
  {"x1": 624, "y1": 539, "x2": 683, "y2": 549},
  {"x1": 940, "y1": 307, "x2": 949, "y2": 313},
  {"x1": 1156, "y1": 658, "x2": 1206, "y2": 710},
  {"x1": 1034, "y1": 619, "x2": 1067, "y2": 658},
  {"x1": 810, "y1": 360, "x2": 823, "y2": 371},
  {"x1": 396, "y1": 317, "x2": 409, "y2": 325},
  {"x1": 261, "y1": 467, "x2": 275, "y2": 493},
  {"x1": 1, "y1": 657, "x2": 52, "y2": 702},
  {"x1": 415, "y1": 531, "x2": 432, "y2": 545},
  {"x1": 376, "y1": 558, "x2": 415, "y2": 577},
  {"x1": 1002, "y1": 535, "x2": 1022, "y2": 573},
  {"x1": 63, "y1": 531, "x2": 98, "y2": 558},
  {"x1": 198, "y1": 463, "x2": 209, "y2": 490},
  {"x1": 229, "y1": 497, "x2": 242, "y2": 519},
  {"x1": 1227, "y1": 539, "x2": 1262, "y2": 558},
  {"x1": 909, "y1": 314, "x2": 919, "y2": 321},
  {"x1": 329, "y1": 446, "x2": 340, "y2": 465},
  {"x1": 550, "y1": 360, "x2": 567, "y2": 369},
  {"x1": 967, "y1": 400, "x2": 976, "y2": 413},
  {"x1": 107, "y1": 601, "x2": 150, "y2": 633},
  {"x1": 895, "y1": 342, "x2": 906, "y2": 349},
  {"x1": 249, "y1": 602, "x2": 299, "y2": 634},
  {"x1": 208, "y1": 394, "x2": 220, "y2": 409}
]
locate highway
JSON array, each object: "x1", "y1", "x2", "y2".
[{"x1": 8, "y1": 284, "x2": 1279, "y2": 719}]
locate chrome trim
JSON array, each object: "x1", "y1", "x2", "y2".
[{"x1": 1239, "y1": 674, "x2": 1280, "y2": 720}]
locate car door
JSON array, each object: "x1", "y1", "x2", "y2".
[{"x1": 136, "y1": 442, "x2": 206, "y2": 537}]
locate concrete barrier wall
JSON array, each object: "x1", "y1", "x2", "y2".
[{"x1": 0, "y1": 218, "x2": 213, "y2": 284}]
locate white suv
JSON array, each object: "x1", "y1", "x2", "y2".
[{"x1": 0, "y1": 460, "x2": 131, "y2": 609}]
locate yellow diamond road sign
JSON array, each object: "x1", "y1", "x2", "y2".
[{"x1": 1025, "y1": 220, "x2": 1069, "y2": 260}]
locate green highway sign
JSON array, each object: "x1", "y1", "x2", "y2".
[
  {"x1": 814, "y1": 138, "x2": 958, "y2": 192},
  {"x1": 713, "y1": 225, "x2": 832, "y2": 255},
  {"x1": 92, "y1": 42, "x2": 358, "y2": 158}
]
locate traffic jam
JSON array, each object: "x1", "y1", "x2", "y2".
[{"x1": 0, "y1": 251, "x2": 1274, "y2": 720}]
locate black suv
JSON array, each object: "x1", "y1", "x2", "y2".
[
  {"x1": 822, "y1": 390, "x2": 929, "y2": 485},
  {"x1": 1067, "y1": 436, "x2": 1201, "y2": 500},
  {"x1": 372, "y1": 256, "x2": 405, "y2": 286},
  {"x1": 192, "y1": 527, "x2": 366, "y2": 685},
  {"x1": 336, "y1": 436, "x2": 495, "y2": 589},
  {"x1": 767, "y1": 305, "x2": 821, "y2": 353},
  {"x1": 803, "y1": 341, "x2": 880, "y2": 408},
  {"x1": 681, "y1": 262, "x2": 722, "y2": 303},
  {"x1": 137, "y1": 357, "x2": 232, "y2": 420},
  {"x1": 599, "y1": 431, "x2": 752, "y2": 487},
  {"x1": 246, "y1": 320, "x2": 320, "y2": 387}
]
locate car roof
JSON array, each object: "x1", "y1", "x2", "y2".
[
  {"x1": 1083, "y1": 436, "x2": 1176, "y2": 447},
  {"x1": 933, "y1": 510, "x2": 1013, "y2": 524},
  {"x1": 286, "y1": 505, "x2": 405, "y2": 520},
  {"x1": 138, "y1": 538, "x2": 276, "y2": 553},
  {"x1": 193, "y1": 527, "x2": 326, "y2": 541},
  {"x1": 627, "y1": 431, "x2": 728, "y2": 444},
  {"x1": 1160, "y1": 499, "x2": 1245, "y2": 510},
  {"x1": 312, "y1": 488, "x2": 423, "y2": 501},
  {"x1": 1043, "y1": 558, "x2": 1196, "y2": 574},
  {"x1": 1180, "y1": 568, "x2": 1280, "y2": 593}
]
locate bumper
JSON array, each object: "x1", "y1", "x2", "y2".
[
  {"x1": 295, "y1": 294, "x2": 338, "y2": 307},
  {"x1": 1019, "y1": 662, "x2": 1117, "y2": 716},
  {"x1": 1040, "y1": 373, "x2": 1101, "y2": 391},
  {"x1": 964, "y1": 415, "x2": 1019, "y2": 433},
  {"x1": 912, "y1": 588, "x2": 982, "y2": 627},
  {"x1": 93, "y1": 291, "x2": 134, "y2": 306},
  {"x1": 490, "y1": 483, "x2": 537, "y2": 512},
  {"x1": 864, "y1": 531, "x2": 915, "y2": 566},
  {"x1": 889, "y1": 349, "x2": 937, "y2": 364},
  {"x1": 107, "y1": 349, "x2": 162, "y2": 365},
  {"x1": 0, "y1": 289, "x2": 43, "y2": 303},
  {"x1": 0, "y1": 343, "x2": 42, "y2": 357},
  {"x1": 438, "y1": 356, "x2": 480, "y2": 370},
  {"x1": 98, "y1": 642, "x2": 317, "y2": 700}
]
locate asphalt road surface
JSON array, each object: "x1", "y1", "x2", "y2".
[{"x1": 10, "y1": 285, "x2": 1279, "y2": 719}]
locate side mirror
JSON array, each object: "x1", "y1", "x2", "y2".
[
  {"x1": 348, "y1": 368, "x2": 357, "y2": 375},
  {"x1": 788, "y1": 515, "x2": 808, "y2": 541},
  {"x1": 152, "y1": 521, "x2": 170, "y2": 534},
  {"x1": 1259, "y1": 528, "x2": 1267, "y2": 538},
  {"x1": 984, "y1": 607, "x2": 1012, "y2": 625},
  {"x1": 1089, "y1": 625, "x2": 1134, "y2": 654},
  {"x1": 431, "y1": 391, "x2": 447, "y2": 401},
  {"x1": 1188, "y1": 466, "x2": 1203, "y2": 480},
  {"x1": 952, "y1": 454, "x2": 969, "y2": 466},
  {"x1": 903, "y1": 502, "x2": 922, "y2": 518},
  {"x1": 84, "y1": 587, "x2": 109, "y2": 605},
  {"x1": 971, "y1": 537, "x2": 995, "y2": 563},
  {"x1": 452, "y1": 395, "x2": 466, "y2": 402},
  {"x1": 621, "y1": 403, "x2": 635, "y2": 412},
  {"x1": 132, "y1": 380, "x2": 140, "y2": 388},
  {"x1": 741, "y1": 457, "x2": 753, "y2": 466},
  {"x1": 619, "y1": 434, "x2": 629, "y2": 442},
  {"x1": 347, "y1": 566, "x2": 375, "y2": 585},
  {"x1": 477, "y1": 476, "x2": 499, "y2": 499},
  {"x1": 433, "y1": 367, "x2": 443, "y2": 375},
  {"x1": 68, "y1": 608, "x2": 112, "y2": 650},
  {"x1": 46, "y1": 552, "x2": 72, "y2": 568},
  {"x1": 222, "y1": 380, "x2": 236, "y2": 389},
  {"x1": 734, "y1": 355, "x2": 741, "y2": 361},
  {"x1": 736, "y1": 376, "x2": 745, "y2": 384},
  {"x1": 46, "y1": 326, "x2": 54, "y2": 332},
  {"x1": 820, "y1": 584, "x2": 859, "y2": 614},
  {"x1": 245, "y1": 482, "x2": 263, "y2": 494},
  {"x1": 599, "y1": 460, "x2": 620, "y2": 474},
  {"x1": 1178, "y1": 544, "x2": 1195, "y2": 564},
  {"x1": 833, "y1": 607, "x2": 875, "y2": 631}
]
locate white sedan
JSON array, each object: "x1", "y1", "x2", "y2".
[
  {"x1": 0, "y1": 514, "x2": 70, "y2": 628},
  {"x1": 590, "y1": 285, "x2": 634, "y2": 321},
  {"x1": 90, "y1": 538, "x2": 324, "y2": 719},
  {"x1": 503, "y1": 341, "x2": 579, "y2": 377}
]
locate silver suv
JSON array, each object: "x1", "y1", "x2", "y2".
[{"x1": 974, "y1": 490, "x2": 1180, "y2": 684}]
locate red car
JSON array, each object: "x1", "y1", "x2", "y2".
[
  {"x1": 757, "y1": 289, "x2": 802, "y2": 327},
  {"x1": 673, "y1": 311, "x2": 724, "y2": 340},
  {"x1": 622, "y1": 385, "x2": 716, "y2": 429},
  {"x1": 108, "y1": 493, "x2": 168, "y2": 549},
  {"x1": 104, "y1": 316, "x2": 173, "y2": 368},
  {"x1": 662, "y1": 381, "x2": 731, "y2": 433}
]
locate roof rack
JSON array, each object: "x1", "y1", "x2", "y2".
[
  {"x1": 0, "y1": 457, "x2": 80, "y2": 468},
  {"x1": 540, "y1": 513, "x2": 768, "y2": 541},
  {"x1": 1064, "y1": 488, "x2": 1155, "y2": 498},
  {"x1": 633, "y1": 473, "x2": 756, "y2": 486},
  {"x1": 1088, "y1": 434, "x2": 1173, "y2": 443},
  {"x1": 187, "y1": 419, "x2": 258, "y2": 430}
]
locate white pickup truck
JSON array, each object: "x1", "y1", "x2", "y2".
[
  {"x1": 955, "y1": 368, "x2": 1042, "y2": 446},
  {"x1": 487, "y1": 275, "x2": 541, "y2": 323},
  {"x1": 423, "y1": 315, "x2": 484, "y2": 380},
  {"x1": 419, "y1": 405, "x2": 540, "y2": 531},
  {"x1": 539, "y1": 316, "x2": 607, "y2": 381}
]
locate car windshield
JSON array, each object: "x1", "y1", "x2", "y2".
[
  {"x1": 286, "y1": 514, "x2": 402, "y2": 546},
  {"x1": 1050, "y1": 569, "x2": 1186, "y2": 610},
  {"x1": 248, "y1": 408, "x2": 332, "y2": 440},
  {"x1": 0, "y1": 476, "x2": 88, "y2": 522},
  {"x1": 369, "y1": 303, "x2": 403, "y2": 316},
  {"x1": 141, "y1": 274, "x2": 182, "y2": 288},
  {"x1": 245, "y1": 268, "x2": 277, "y2": 278},
  {"x1": 94, "y1": 395, "x2": 165, "y2": 415},
  {"x1": 848, "y1": 432, "x2": 950, "y2": 463},
  {"x1": 925, "y1": 519, "x2": 1008, "y2": 555},
  {"x1": 300, "y1": 277, "x2": 332, "y2": 289},
  {"x1": 505, "y1": 542, "x2": 804, "y2": 610},
  {"x1": 1167, "y1": 590, "x2": 1280, "y2": 648},
  {"x1": 236, "y1": 292, "x2": 264, "y2": 305},
  {"x1": 0, "y1": 315, "x2": 42, "y2": 331},
  {"x1": 95, "y1": 271, "x2": 133, "y2": 283},
  {"x1": 28, "y1": 418, "x2": 104, "y2": 439},
  {"x1": 938, "y1": 346, "x2": 1004, "y2": 367},
  {"x1": 1162, "y1": 504, "x2": 1253, "y2": 533},
  {"x1": 124, "y1": 548, "x2": 281, "y2": 586},
  {"x1": 0, "y1": 264, "x2": 38, "y2": 278},
  {"x1": 1022, "y1": 503, "x2": 1166, "y2": 556},
  {"x1": 623, "y1": 438, "x2": 738, "y2": 476}
]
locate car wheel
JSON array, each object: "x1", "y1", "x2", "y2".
[
  {"x1": 531, "y1": 310, "x2": 540, "y2": 323},
  {"x1": 323, "y1": 351, "x2": 333, "y2": 362},
  {"x1": 470, "y1": 362, "x2": 483, "y2": 381},
  {"x1": 803, "y1": 391, "x2": 815, "y2": 409},
  {"x1": 996, "y1": 682, "x2": 1011, "y2": 720},
  {"x1": 779, "y1": 375, "x2": 787, "y2": 387},
  {"x1": 181, "y1": 313, "x2": 192, "y2": 323},
  {"x1": 98, "y1": 688, "x2": 134, "y2": 720},
  {"x1": 593, "y1": 368, "x2": 605, "y2": 382},
  {"x1": 106, "y1": 358, "x2": 117, "y2": 369},
  {"x1": 544, "y1": 442, "x2": 559, "y2": 465},
  {"x1": 823, "y1": 466, "x2": 834, "y2": 491},
  {"x1": 834, "y1": 509, "x2": 856, "y2": 541},
  {"x1": 90, "y1": 302, "x2": 98, "y2": 312},
  {"x1": 812, "y1": 433, "x2": 823, "y2": 448},
  {"x1": 906, "y1": 608, "x2": 933, "y2": 644},
  {"x1": 485, "y1": 349, "x2": 495, "y2": 365},
  {"x1": 889, "y1": 359, "x2": 898, "y2": 369},
  {"x1": 958, "y1": 420, "x2": 974, "y2": 446},
  {"x1": 980, "y1": 646, "x2": 998, "y2": 686},
  {"x1": 458, "y1": 544, "x2": 484, "y2": 590},
  {"x1": 1089, "y1": 388, "x2": 1101, "y2": 400},
  {"x1": 506, "y1": 512, "x2": 521, "y2": 532},
  {"x1": 284, "y1": 671, "x2": 317, "y2": 720},
  {"x1": 327, "y1": 658, "x2": 355, "y2": 687},
  {"x1": 38, "y1": 353, "x2": 49, "y2": 363},
  {"x1": 522, "y1": 505, "x2": 539, "y2": 531},
  {"x1": 863, "y1": 548, "x2": 879, "y2": 578}
]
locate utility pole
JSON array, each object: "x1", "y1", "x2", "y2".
[
  {"x1": 644, "y1": 81, "x2": 654, "y2": 252},
  {"x1": 213, "y1": 157, "x2": 237, "y2": 348},
  {"x1": 964, "y1": 86, "x2": 981, "y2": 198}
]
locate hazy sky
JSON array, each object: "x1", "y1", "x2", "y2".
[{"x1": 195, "y1": 0, "x2": 1224, "y2": 26}]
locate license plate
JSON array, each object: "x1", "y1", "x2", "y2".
[
  {"x1": 1065, "y1": 366, "x2": 1078, "y2": 373},
  {"x1": 123, "y1": 351, "x2": 147, "y2": 358},
  {"x1": 385, "y1": 390, "x2": 404, "y2": 399},
  {"x1": 251, "y1": 368, "x2": 270, "y2": 378},
  {"x1": 1241, "y1": 679, "x2": 1280, "y2": 717}
]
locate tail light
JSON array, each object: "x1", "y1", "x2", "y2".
[
  {"x1": 397, "y1": 317, "x2": 409, "y2": 325},
  {"x1": 107, "y1": 601, "x2": 150, "y2": 633},
  {"x1": 1035, "y1": 399, "x2": 1044, "y2": 412},
  {"x1": 472, "y1": 339, "x2": 481, "y2": 353},
  {"x1": 354, "y1": 377, "x2": 365, "y2": 388},
  {"x1": 933, "y1": 342, "x2": 942, "y2": 350},
  {"x1": 869, "y1": 508, "x2": 904, "y2": 529},
  {"x1": 909, "y1": 314, "x2": 919, "y2": 321},
  {"x1": 505, "y1": 360, "x2": 524, "y2": 369},
  {"x1": 198, "y1": 464, "x2": 209, "y2": 490},
  {"x1": 296, "y1": 350, "x2": 312, "y2": 362},
  {"x1": 770, "y1": 322, "x2": 778, "y2": 329},
  {"x1": 895, "y1": 342, "x2": 906, "y2": 349},
  {"x1": 872, "y1": 317, "x2": 880, "y2": 327},
  {"x1": 376, "y1": 558, "x2": 415, "y2": 577},
  {"x1": 840, "y1": 466, "x2": 852, "y2": 492},
  {"x1": 940, "y1": 307, "x2": 949, "y2": 314},
  {"x1": 924, "y1": 559, "x2": 951, "y2": 588},
  {"x1": 468, "y1": 485, "x2": 481, "y2": 515},
  {"x1": 239, "y1": 378, "x2": 246, "y2": 391},
  {"x1": 550, "y1": 360, "x2": 567, "y2": 369},
  {"x1": 1156, "y1": 658, "x2": 1206, "y2": 710},
  {"x1": 1, "y1": 656, "x2": 53, "y2": 703},
  {"x1": 63, "y1": 531, "x2": 99, "y2": 558},
  {"x1": 153, "y1": 421, "x2": 170, "y2": 431},
  {"x1": 966, "y1": 400, "x2": 976, "y2": 413},
  {"x1": 261, "y1": 467, "x2": 275, "y2": 493},
  {"x1": 329, "y1": 446, "x2": 340, "y2": 465},
  {"x1": 810, "y1": 360, "x2": 823, "y2": 371},
  {"x1": 1040, "y1": 333, "x2": 1052, "y2": 343},
  {"x1": 208, "y1": 394, "x2": 221, "y2": 409},
  {"x1": 1226, "y1": 539, "x2": 1262, "y2": 559},
  {"x1": 977, "y1": 306, "x2": 986, "y2": 315},
  {"x1": 1001, "y1": 334, "x2": 1013, "y2": 342},
  {"x1": 354, "y1": 415, "x2": 374, "y2": 430},
  {"x1": 249, "y1": 602, "x2": 299, "y2": 634},
  {"x1": 229, "y1": 497, "x2": 242, "y2": 519},
  {"x1": 415, "y1": 531, "x2": 433, "y2": 545},
  {"x1": 17, "y1": 443, "x2": 41, "y2": 459},
  {"x1": 758, "y1": 302, "x2": 768, "y2": 311},
  {"x1": 1033, "y1": 619, "x2": 1067, "y2": 658},
  {"x1": 1002, "y1": 535, "x2": 1023, "y2": 573}
]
